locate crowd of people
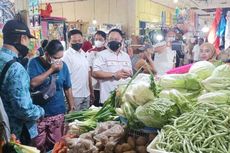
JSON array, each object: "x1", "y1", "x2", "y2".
[{"x1": 0, "y1": 18, "x2": 229, "y2": 153}]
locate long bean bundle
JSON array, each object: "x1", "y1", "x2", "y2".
[{"x1": 155, "y1": 103, "x2": 230, "y2": 153}]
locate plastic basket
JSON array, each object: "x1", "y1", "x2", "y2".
[{"x1": 147, "y1": 136, "x2": 171, "y2": 153}]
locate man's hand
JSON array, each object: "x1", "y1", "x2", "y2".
[
  {"x1": 50, "y1": 61, "x2": 63, "y2": 72},
  {"x1": 68, "y1": 105, "x2": 75, "y2": 113},
  {"x1": 90, "y1": 93, "x2": 95, "y2": 106},
  {"x1": 114, "y1": 69, "x2": 131, "y2": 80}
]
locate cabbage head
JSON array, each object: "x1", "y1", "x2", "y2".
[
  {"x1": 159, "y1": 73, "x2": 201, "y2": 91},
  {"x1": 198, "y1": 90, "x2": 230, "y2": 105},
  {"x1": 135, "y1": 98, "x2": 180, "y2": 128},
  {"x1": 159, "y1": 89, "x2": 193, "y2": 113},
  {"x1": 122, "y1": 76, "x2": 155, "y2": 106},
  {"x1": 189, "y1": 61, "x2": 215, "y2": 80},
  {"x1": 202, "y1": 64, "x2": 230, "y2": 91}
]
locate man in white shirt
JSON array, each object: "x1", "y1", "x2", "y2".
[
  {"x1": 63, "y1": 29, "x2": 93, "y2": 111},
  {"x1": 192, "y1": 38, "x2": 204, "y2": 62},
  {"x1": 93, "y1": 29, "x2": 132, "y2": 104},
  {"x1": 153, "y1": 41, "x2": 176, "y2": 75},
  {"x1": 88, "y1": 31, "x2": 107, "y2": 106}
]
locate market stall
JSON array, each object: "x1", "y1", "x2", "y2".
[{"x1": 51, "y1": 59, "x2": 230, "y2": 153}]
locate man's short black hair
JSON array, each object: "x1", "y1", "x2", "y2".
[
  {"x1": 108, "y1": 29, "x2": 123, "y2": 37},
  {"x1": 45, "y1": 39, "x2": 64, "y2": 56},
  {"x1": 68, "y1": 29, "x2": 83, "y2": 41},
  {"x1": 95, "y1": 30, "x2": 106, "y2": 40}
]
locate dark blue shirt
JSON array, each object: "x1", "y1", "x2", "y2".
[{"x1": 28, "y1": 57, "x2": 72, "y2": 116}]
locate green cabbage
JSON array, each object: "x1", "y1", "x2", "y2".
[
  {"x1": 202, "y1": 64, "x2": 230, "y2": 91},
  {"x1": 198, "y1": 90, "x2": 230, "y2": 105},
  {"x1": 121, "y1": 74, "x2": 155, "y2": 106},
  {"x1": 160, "y1": 89, "x2": 200, "y2": 103},
  {"x1": 189, "y1": 61, "x2": 215, "y2": 80},
  {"x1": 158, "y1": 73, "x2": 201, "y2": 91},
  {"x1": 135, "y1": 98, "x2": 180, "y2": 128},
  {"x1": 159, "y1": 89, "x2": 193, "y2": 113}
]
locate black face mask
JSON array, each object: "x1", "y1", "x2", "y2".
[
  {"x1": 107, "y1": 41, "x2": 122, "y2": 52},
  {"x1": 72, "y1": 43, "x2": 82, "y2": 51},
  {"x1": 14, "y1": 43, "x2": 29, "y2": 58}
]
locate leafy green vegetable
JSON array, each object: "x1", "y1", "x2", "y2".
[
  {"x1": 159, "y1": 73, "x2": 201, "y2": 91},
  {"x1": 121, "y1": 102, "x2": 143, "y2": 128},
  {"x1": 202, "y1": 64, "x2": 230, "y2": 91},
  {"x1": 189, "y1": 61, "x2": 215, "y2": 80},
  {"x1": 198, "y1": 90, "x2": 230, "y2": 105},
  {"x1": 135, "y1": 98, "x2": 180, "y2": 128},
  {"x1": 120, "y1": 74, "x2": 155, "y2": 106}
]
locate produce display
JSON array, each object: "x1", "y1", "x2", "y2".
[
  {"x1": 66, "y1": 121, "x2": 125, "y2": 153},
  {"x1": 61, "y1": 61, "x2": 230, "y2": 153}
]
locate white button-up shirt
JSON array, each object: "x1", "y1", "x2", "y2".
[
  {"x1": 63, "y1": 47, "x2": 90, "y2": 97},
  {"x1": 93, "y1": 49, "x2": 132, "y2": 103}
]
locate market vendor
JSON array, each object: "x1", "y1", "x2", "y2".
[
  {"x1": 92, "y1": 29, "x2": 132, "y2": 104},
  {"x1": 135, "y1": 44, "x2": 156, "y2": 74},
  {"x1": 167, "y1": 42, "x2": 219, "y2": 74},
  {"x1": 28, "y1": 40, "x2": 75, "y2": 153}
]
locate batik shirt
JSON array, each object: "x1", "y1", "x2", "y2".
[{"x1": 0, "y1": 47, "x2": 44, "y2": 139}]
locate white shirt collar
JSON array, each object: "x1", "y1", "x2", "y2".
[{"x1": 69, "y1": 47, "x2": 83, "y2": 54}]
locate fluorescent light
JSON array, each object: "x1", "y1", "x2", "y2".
[
  {"x1": 202, "y1": 26, "x2": 209, "y2": 33},
  {"x1": 173, "y1": 0, "x2": 178, "y2": 3},
  {"x1": 156, "y1": 34, "x2": 164, "y2": 41},
  {"x1": 92, "y1": 19, "x2": 97, "y2": 25}
]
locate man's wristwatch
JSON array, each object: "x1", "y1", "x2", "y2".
[{"x1": 112, "y1": 73, "x2": 116, "y2": 80}]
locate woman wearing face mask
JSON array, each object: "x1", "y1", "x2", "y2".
[{"x1": 28, "y1": 40, "x2": 74, "y2": 153}]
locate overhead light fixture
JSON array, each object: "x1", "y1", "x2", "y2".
[
  {"x1": 156, "y1": 34, "x2": 164, "y2": 41},
  {"x1": 173, "y1": 0, "x2": 178, "y2": 3},
  {"x1": 202, "y1": 25, "x2": 209, "y2": 33},
  {"x1": 92, "y1": 19, "x2": 97, "y2": 25}
]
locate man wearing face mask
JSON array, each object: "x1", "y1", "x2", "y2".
[
  {"x1": 63, "y1": 29, "x2": 93, "y2": 111},
  {"x1": 93, "y1": 29, "x2": 132, "y2": 104},
  {"x1": 88, "y1": 30, "x2": 106, "y2": 106},
  {"x1": 0, "y1": 20, "x2": 44, "y2": 144}
]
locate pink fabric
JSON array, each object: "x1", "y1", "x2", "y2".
[
  {"x1": 166, "y1": 64, "x2": 193, "y2": 74},
  {"x1": 32, "y1": 114, "x2": 64, "y2": 153}
]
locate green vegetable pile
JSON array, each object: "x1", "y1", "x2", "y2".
[
  {"x1": 155, "y1": 103, "x2": 230, "y2": 153},
  {"x1": 202, "y1": 64, "x2": 230, "y2": 91},
  {"x1": 66, "y1": 91, "x2": 117, "y2": 135}
]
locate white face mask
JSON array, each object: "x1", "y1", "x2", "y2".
[
  {"x1": 94, "y1": 40, "x2": 105, "y2": 48},
  {"x1": 51, "y1": 58, "x2": 62, "y2": 65}
]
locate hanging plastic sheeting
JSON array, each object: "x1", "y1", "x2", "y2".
[
  {"x1": 225, "y1": 11, "x2": 230, "y2": 50},
  {"x1": 217, "y1": 12, "x2": 226, "y2": 50},
  {"x1": 208, "y1": 8, "x2": 222, "y2": 54}
]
